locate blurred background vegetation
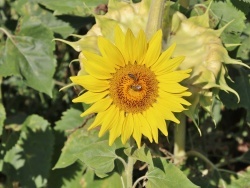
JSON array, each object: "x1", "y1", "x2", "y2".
[{"x1": 0, "y1": 0, "x2": 250, "y2": 187}]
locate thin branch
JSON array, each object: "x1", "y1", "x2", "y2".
[{"x1": 132, "y1": 175, "x2": 147, "y2": 188}]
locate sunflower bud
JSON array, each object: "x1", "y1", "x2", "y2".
[{"x1": 168, "y1": 4, "x2": 249, "y2": 125}]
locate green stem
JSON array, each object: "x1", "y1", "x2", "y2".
[
  {"x1": 126, "y1": 155, "x2": 134, "y2": 188},
  {"x1": 173, "y1": 114, "x2": 186, "y2": 164},
  {"x1": 145, "y1": 0, "x2": 165, "y2": 39},
  {"x1": 132, "y1": 175, "x2": 146, "y2": 188}
]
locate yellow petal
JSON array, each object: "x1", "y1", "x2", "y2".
[
  {"x1": 98, "y1": 37, "x2": 125, "y2": 67},
  {"x1": 135, "y1": 30, "x2": 147, "y2": 64},
  {"x1": 157, "y1": 91, "x2": 185, "y2": 112},
  {"x1": 114, "y1": 26, "x2": 127, "y2": 63},
  {"x1": 125, "y1": 29, "x2": 136, "y2": 64},
  {"x1": 121, "y1": 113, "x2": 134, "y2": 144},
  {"x1": 136, "y1": 113, "x2": 153, "y2": 143},
  {"x1": 158, "y1": 82, "x2": 188, "y2": 93},
  {"x1": 99, "y1": 105, "x2": 118, "y2": 137},
  {"x1": 156, "y1": 69, "x2": 191, "y2": 83},
  {"x1": 132, "y1": 115, "x2": 142, "y2": 148},
  {"x1": 148, "y1": 106, "x2": 168, "y2": 137},
  {"x1": 82, "y1": 51, "x2": 113, "y2": 79},
  {"x1": 143, "y1": 30, "x2": 162, "y2": 67},
  {"x1": 153, "y1": 103, "x2": 180, "y2": 124},
  {"x1": 109, "y1": 110, "x2": 125, "y2": 145},
  {"x1": 70, "y1": 75, "x2": 109, "y2": 92},
  {"x1": 72, "y1": 91, "x2": 109, "y2": 104},
  {"x1": 82, "y1": 50, "x2": 115, "y2": 73},
  {"x1": 154, "y1": 56, "x2": 185, "y2": 76},
  {"x1": 80, "y1": 97, "x2": 112, "y2": 117},
  {"x1": 143, "y1": 108, "x2": 159, "y2": 143},
  {"x1": 151, "y1": 43, "x2": 176, "y2": 71},
  {"x1": 159, "y1": 89, "x2": 191, "y2": 106},
  {"x1": 88, "y1": 111, "x2": 105, "y2": 130}
]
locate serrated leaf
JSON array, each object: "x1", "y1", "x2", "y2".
[
  {"x1": 219, "y1": 68, "x2": 250, "y2": 119},
  {"x1": 227, "y1": 169, "x2": 250, "y2": 188},
  {"x1": 2, "y1": 115, "x2": 54, "y2": 188},
  {"x1": 12, "y1": 0, "x2": 74, "y2": 38},
  {"x1": 146, "y1": 158, "x2": 199, "y2": 188},
  {"x1": 211, "y1": 1, "x2": 246, "y2": 46},
  {"x1": 237, "y1": 36, "x2": 250, "y2": 61},
  {"x1": 53, "y1": 129, "x2": 96, "y2": 170},
  {"x1": 74, "y1": 139, "x2": 120, "y2": 178},
  {"x1": 54, "y1": 108, "x2": 83, "y2": 133},
  {"x1": 231, "y1": 0, "x2": 250, "y2": 14},
  {"x1": 0, "y1": 17, "x2": 56, "y2": 97},
  {"x1": 124, "y1": 145, "x2": 153, "y2": 167},
  {"x1": 48, "y1": 162, "x2": 86, "y2": 188}
]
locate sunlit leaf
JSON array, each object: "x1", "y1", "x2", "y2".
[
  {"x1": 0, "y1": 17, "x2": 56, "y2": 97},
  {"x1": 53, "y1": 129, "x2": 94, "y2": 170},
  {"x1": 54, "y1": 108, "x2": 83, "y2": 133},
  {"x1": 74, "y1": 139, "x2": 119, "y2": 178},
  {"x1": 39, "y1": 0, "x2": 108, "y2": 16},
  {"x1": 12, "y1": 0, "x2": 74, "y2": 38},
  {"x1": 124, "y1": 144, "x2": 154, "y2": 167},
  {"x1": 211, "y1": 1, "x2": 246, "y2": 47},
  {"x1": 146, "y1": 158, "x2": 199, "y2": 188}
]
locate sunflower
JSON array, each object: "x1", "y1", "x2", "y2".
[{"x1": 70, "y1": 26, "x2": 191, "y2": 147}]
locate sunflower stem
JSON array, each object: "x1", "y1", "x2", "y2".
[
  {"x1": 173, "y1": 114, "x2": 186, "y2": 164},
  {"x1": 126, "y1": 139, "x2": 134, "y2": 188},
  {"x1": 145, "y1": 0, "x2": 165, "y2": 39}
]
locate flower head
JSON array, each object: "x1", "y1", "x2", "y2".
[{"x1": 70, "y1": 26, "x2": 191, "y2": 147}]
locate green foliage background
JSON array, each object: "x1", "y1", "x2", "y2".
[{"x1": 0, "y1": 0, "x2": 250, "y2": 187}]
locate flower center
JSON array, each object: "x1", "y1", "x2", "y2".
[{"x1": 109, "y1": 64, "x2": 158, "y2": 113}]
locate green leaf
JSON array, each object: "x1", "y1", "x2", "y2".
[
  {"x1": 0, "y1": 17, "x2": 56, "y2": 96},
  {"x1": 48, "y1": 162, "x2": 86, "y2": 188},
  {"x1": 219, "y1": 68, "x2": 250, "y2": 121},
  {"x1": 53, "y1": 129, "x2": 95, "y2": 170},
  {"x1": 74, "y1": 139, "x2": 120, "y2": 178},
  {"x1": 12, "y1": 0, "x2": 74, "y2": 38},
  {"x1": 124, "y1": 144, "x2": 154, "y2": 167},
  {"x1": 39, "y1": 0, "x2": 108, "y2": 16},
  {"x1": 54, "y1": 108, "x2": 83, "y2": 133},
  {"x1": 227, "y1": 169, "x2": 250, "y2": 188},
  {"x1": 231, "y1": 0, "x2": 250, "y2": 14},
  {"x1": 211, "y1": 1, "x2": 246, "y2": 47},
  {"x1": 146, "y1": 158, "x2": 199, "y2": 188},
  {"x1": 84, "y1": 171, "x2": 123, "y2": 188},
  {"x1": 2, "y1": 115, "x2": 54, "y2": 187}
]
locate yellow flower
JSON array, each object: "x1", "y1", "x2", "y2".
[{"x1": 70, "y1": 26, "x2": 191, "y2": 147}]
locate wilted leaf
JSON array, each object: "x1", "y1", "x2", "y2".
[
  {"x1": 146, "y1": 158, "x2": 199, "y2": 188},
  {"x1": 0, "y1": 16, "x2": 56, "y2": 96}
]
